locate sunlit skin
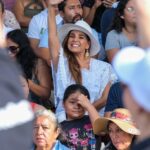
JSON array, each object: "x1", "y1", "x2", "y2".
[
  {"x1": 33, "y1": 116, "x2": 59, "y2": 150},
  {"x1": 20, "y1": 76, "x2": 29, "y2": 99},
  {"x1": 6, "y1": 38, "x2": 19, "y2": 59},
  {"x1": 61, "y1": 0, "x2": 83, "y2": 23},
  {"x1": 63, "y1": 91, "x2": 85, "y2": 120},
  {"x1": 67, "y1": 30, "x2": 90, "y2": 55},
  {"x1": 123, "y1": 0, "x2": 136, "y2": 26},
  {"x1": 108, "y1": 122, "x2": 133, "y2": 150}
]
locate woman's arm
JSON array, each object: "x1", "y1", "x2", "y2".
[
  {"x1": 105, "y1": 30, "x2": 120, "y2": 63},
  {"x1": 48, "y1": 0, "x2": 63, "y2": 70},
  {"x1": 106, "y1": 48, "x2": 119, "y2": 63},
  {"x1": 83, "y1": 0, "x2": 102, "y2": 25},
  {"x1": 28, "y1": 59, "x2": 52, "y2": 99},
  {"x1": 0, "y1": 12, "x2": 6, "y2": 48},
  {"x1": 13, "y1": 0, "x2": 31, "y2": 27},
  {"x1": 92, "y1": 82, "x2": 111, "y2": 111}
]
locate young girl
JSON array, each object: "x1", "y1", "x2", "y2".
[{"x1": 60, "y1": 84, "x2": 100, "y2": 150}]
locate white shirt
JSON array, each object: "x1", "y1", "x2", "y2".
[
  {"x1": 52, "y1": 47, "x2": 117, "y2": 122},
  {"x1": 2, "y1": 24, "x2": 13, "y2": 38},
  {"x1": 28, "y1": 9, "x2": 62, "y2": 40}
]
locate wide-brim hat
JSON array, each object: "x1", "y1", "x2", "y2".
[
  {"x1": 58, "y1": 20, "x2": 100, "y2": 56},
  {"x1": 93, "y1": 108, "x2": 140, "y2": 135}
]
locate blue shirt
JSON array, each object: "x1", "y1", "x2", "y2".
[{"x1": 32, "y1": 140, "x2": 69, "y2": 150}]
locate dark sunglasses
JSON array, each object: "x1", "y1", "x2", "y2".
[{"x1": 8, "y1": 46, "x2": 20, "y2": 54}]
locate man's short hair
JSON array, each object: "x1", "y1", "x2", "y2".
[
  {"x1": 58, "y1": 0, "x2": 82, "y2": 12},
  {"x1": 0, "y1": 0, "x2": 4, "y2": 13},
  {"x1": 58, "y1": 0, "x2": 67, "y2": 12}
]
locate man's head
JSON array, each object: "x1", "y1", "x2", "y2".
[
  {"x1": 113, "y1": 46, "x2": 150, "y2": 122},
  {"x1": 58, "y1": 0, "x2": 83, "y2": 23}
]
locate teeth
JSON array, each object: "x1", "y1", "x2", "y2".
[{"x1": 72, "y1": 44, "x2": 80, "y2": 47}]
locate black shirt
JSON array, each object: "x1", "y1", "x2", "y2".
[
  {"x1": 132, "y1": 137, "x2": 150, "y2": 150},
  {"x1": 105, "y1": 82, "x2": 123, "y2": 112}
]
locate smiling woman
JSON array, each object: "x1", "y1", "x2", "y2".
[
  {"x1": 93, "y1": 108, "x2": 140, "y2": 150},
  {"x1": 48, "y1": 0, "x2": 117, "y2": 123}
]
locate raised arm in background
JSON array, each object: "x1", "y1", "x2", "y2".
[{"x1": 48, "y1": 0, "x2": 63, "y2": 70}]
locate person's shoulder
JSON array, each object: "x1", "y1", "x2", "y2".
[
  {"x1": 107, "y1": 29, "x2": 119, "y2": 36},
  {"x1": 91, "y1": 58, "x2": 111, "y2": 68},
  {"x1": 31, "y1": 9, "x2": 47, "y2": 20},
  {"x1": 3, "y1": 25, "x2": 13, "y2": 35},
  {"x1": 55, "y1": 140, "x2": 70, "y2": 150}
]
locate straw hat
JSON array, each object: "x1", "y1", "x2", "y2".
[
  {"x1": 58, "y1": 20, "x2": 100, "y2": 56},
  {"x1": 93, "y1": 108, "x2": 140, "y2": 135}
]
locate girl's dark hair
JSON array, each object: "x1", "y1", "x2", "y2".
[
  {"x1": 63, "y1": 84, "x2": 90, "y2": 102},
  {"x1": 58, "y1": 0, "x2": 67, "y2": 12},
  {"x1": 110, "y1": 0, "x2": 130, "y2": 33},
  {"x1": 63, "y1": 31, "x2": 90, "y2": 84},
  {"x1": 7, "y1": 29, "x2": 37, "y2": 79}
]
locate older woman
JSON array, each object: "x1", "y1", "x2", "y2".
[
  {"x1": 33, "y1": 109, "x2": 69, "y2": 150},
  {"x1": 105, "y1": 0, "x2": 137, "y2": 62},
  {"x1": 93, "y1": 108, "x2": 140, "y2": 150},
  {"x1": 48, "y1": 0, "x2": 117, "y2": 122}
]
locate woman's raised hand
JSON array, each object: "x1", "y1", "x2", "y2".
[
  {"x1": 93, "y1": 0, "x2": 103, "y2": 9},
  {"x1": 102, "y1": 0, "x2": 116, "y2": 8},
  {"x1": 47, "y1": 0, "x2": 64, "y2": 6}
]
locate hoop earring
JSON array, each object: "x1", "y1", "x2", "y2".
[{"x1": 85, "y1": 49, "x2": 90, "y2": 58}]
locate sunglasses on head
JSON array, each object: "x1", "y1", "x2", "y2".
[{"x1": 8, "y1": 46, "x2": 20, "y2": 54}]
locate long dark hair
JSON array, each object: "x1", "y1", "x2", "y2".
[
  {"x1": 7, "y1": 29, "x2": 37, "y2": 79},
  {"x1": 110, "y1": 0, "x2": 130, "y2": 33},
  {"x1": 63, "y1": 31, "x2": 90, "y2": 84}
]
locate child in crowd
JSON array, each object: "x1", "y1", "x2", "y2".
[{"x1": 60, "y1": 84, "x2": 100, "y2": 150}]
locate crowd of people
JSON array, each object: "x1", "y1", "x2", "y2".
[{"x1": 1, "y1": 0, "x2": 150, "y2": 150}]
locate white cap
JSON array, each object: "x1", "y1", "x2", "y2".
[{"x1": 113, "y1": 46, "x2": 150, "y2": 112}]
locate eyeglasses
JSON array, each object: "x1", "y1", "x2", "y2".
[
  {"x1": 7, "y1": 46, "x2": 20, "y2": 54},
  {"x1": 126, "y1": 7, "x2": 135, "y2": 13}
]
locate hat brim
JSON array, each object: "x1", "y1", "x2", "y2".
[
  {"x1": 58, "y1": 24, "x2": 100, "y2": 56},
  {"x1": 93, "y1": 117, "x2": 140, "y2": 135}
]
